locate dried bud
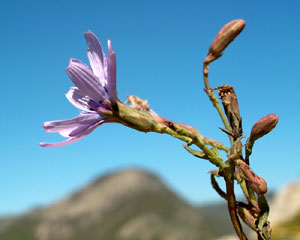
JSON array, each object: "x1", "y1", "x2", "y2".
[
  {"x1": 236, "y1": 160, "x2": 267, "y2": 195},
  {"x1": 204, "y1": 19, "x2": 245, "y2": 64},
  {"x1": 237, "y1": 205, "x2": 256, "y2": 231},
  {"x1": 126, "y1": 95, "x2": 150, "y2": 112},
  {"x1": 249, "y1": 114, "x2": 279, "y2": 143},
  {"x1": 217, "y1": 85, "x2": 242, "y2": 139}
]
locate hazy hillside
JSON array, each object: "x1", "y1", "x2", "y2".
[
  {"x1": 0, "y1": 169, "x2": 234, "y2": 240},
  {"x1": 269, "y1": 182, "x2": 300, "y2": 240},
  {"x1": 1, "y1": 169, "x2": 298, "y2": 240},
  {"x1": 272, "y1": 211, "x2": 300, "y2": 240}
]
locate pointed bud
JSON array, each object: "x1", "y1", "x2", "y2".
[
  {"x1": 217, "y1": 85, "x2": 242, "y2": 139},
  {"x1": 204, "y1": 19, "x2": 245, "y2": 64},
  {"x1": 236, "y1": 160, "x2": 267, "y2": 195},
  {"x1": 237, "y1": 205, "x2": 256, "y2": 231},
  {"x1": 245, "y1": 113, "x2": 278, "y2": 161},
  {"x1": 249, "y1": 114, "x2": 279, "y2": 143}
]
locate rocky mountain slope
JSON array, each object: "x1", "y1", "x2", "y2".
[
  {"x1": 269, "y1": 181, "x2": 300, "y2": 240},
  {"x1": 0, "y1": 169, "x2": 233, "y2": 240},
  {"x1": 1, "y1": 169, "x2": 298, "y2": 240},
  {"x1": 269, "y1": 181, "x2": 300, "y2": 226}
]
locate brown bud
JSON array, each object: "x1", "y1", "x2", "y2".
[
  {"x1": 237, "y1": 205, "x2": 256, "y2": 231},
  {"x1": 236, "y1": 160, "x2": 267, "y2": 195},
  {"x1": 249, "y1": 114, "x2": 278, "y2": 143},
  {"x1": 204, "y1": 19, "x2": 245, "y2": 64},
  {"x1": 217, "y1": 85, "x2": 242, "y2": 139}
]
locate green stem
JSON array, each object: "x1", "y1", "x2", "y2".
[
  {"x1": 211, "y1": 174, "x2": 227, "y2": 200},
  {"x1": 225, "y1": 164, "x2": 248, "y2": 240},
  {"x1": 203, "y1": 64, "x2": 233, "y2": 144},
  {"x1": 245, "y1": 181, "x2": 259, "y2": 211},
  {"x1": 192, "y1": 131, "x2": 226, "y2": 168},
  {"x1": 203, "y1": 137, "x2": 229, "y2": 152}
]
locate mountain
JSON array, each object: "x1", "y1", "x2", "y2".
[
  {"x1": 245, "y1": 181, "x2": 300, "y2": 240},
  {"x1": 269, "y1": 181, "x2": 300, "y2": 226},
  {"x1": 271, "y1": 211, "x2": 300, "y2": 240},
  {"x1": 1, "y1": 169, "x2": 298, "y2": 240},
  {"x1": 269, "y1": 181, "x2": 300, "y2": 240},
  {"x1": 0, "y1": 169, "x2": 234, "y2": 240}
]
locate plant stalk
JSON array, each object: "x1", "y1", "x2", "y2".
[{"x1": 225, "y1": 163, "x2": 248, "y2": 240}]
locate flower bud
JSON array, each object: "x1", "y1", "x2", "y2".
[
  {"x1": 249, "y1": 114, "x2": 279, "y2": 143},
  {"x1": 218, "y1": 85, "x2": 242, "y2": 139},
  {"x1": 204, "y1": 19, "x2": 245, "y2": 64},
  {"x1": 237, "y1": 205, "x2": 256, "y2": 231},
  {"x1": 236, "y1": 160, "x2": 267, "y2": 195}
]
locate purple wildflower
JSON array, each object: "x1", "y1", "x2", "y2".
[{"x1": 40, "y1": 31, "x2": 117, "y2": 147}]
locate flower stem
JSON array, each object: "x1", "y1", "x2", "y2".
[
  {"x1": 211, "y1": 174, "x2": 227, "y2": 200},
  {"x1": 203, "y1": 64, "x2": 233, "y2": 144},
  {"x1": 225, "y1": 163, "x2": 248, "y2": 240}
]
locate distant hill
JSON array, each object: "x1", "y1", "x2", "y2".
[
  {"x1": 269, "y1": 181, "x2": 300, "y2": 240},
  {"x1": 271, "y1": 211, "x2": 300, "y2": 240},
  {"x1": 0, "y1": 169, "x2": 234, "y2": 240},
  {"x1": 1, "y1": 169, "x2": 298, "y2": 240}
]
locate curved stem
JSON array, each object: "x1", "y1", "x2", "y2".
[
  {"x1": 211, "y1": 174, "x2": 227, "y2": 200},
  {"x1": 203, "y1": 64, "x2": 233, "y2": 144},
  {"x1": 225, "y1": 163, "x2": 248, "y2": 240}
]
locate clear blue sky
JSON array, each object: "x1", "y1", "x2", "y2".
[{"x1": 1, "y1": 0, "x2": 299, "y2": 216}]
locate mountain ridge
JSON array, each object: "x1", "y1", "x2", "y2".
[
  {"x1": 1, "y1": 169, "x2": 299, "y2": 240},
  {"x1": 0, "y1": 169, "x2": 233, "y2": 240}
]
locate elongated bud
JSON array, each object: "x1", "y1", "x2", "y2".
[
  {"x1": 236, "y1": 160, "x2": 267, "y2": 195},
  {"x1": 237, "y1": 205, "x2": 256, "y2": 231},
  {"x1": 204, "y1": 19, "x2": 245, "y2": 64},
  {"x1": 217, "y1": 85, "x2": 242, "y2": 139},
  {"x1": 249, "y1": 114, "x2": 278, "y2": 143},
  {"x1": 245, "y1": 113, "x2": 278, "y2": 161}
]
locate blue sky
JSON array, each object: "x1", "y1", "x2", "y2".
[{"x1": 1, "y1": 0, "x2": 299, "y2": 216}]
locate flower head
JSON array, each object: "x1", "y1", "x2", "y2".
[{"x1": 40, "y1": 31, "x2": 117, "y2": 147}]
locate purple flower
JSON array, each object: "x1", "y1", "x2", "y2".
[{"x1": 40, "y1": 31, "x2": 117, "y2": 147}]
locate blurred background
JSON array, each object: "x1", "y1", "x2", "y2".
[{"x1": 0, "y1": 0, "x2": 299, "y2": 239}]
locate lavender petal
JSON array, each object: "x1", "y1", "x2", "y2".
[
  {"x1": 69, "y1": 120, "x2": 104, "y2": 137},
  {"x1": 43, "y1": 113, "x2": 103, "y2": 134},
  {"x1": 39, "y1": 136, "x2": 84, "y2": 147},
  {"x1": 107, "y1": 40, "x2": 117, "y2": 102},
  {"x1": 66, "y1": 59, "x2": 108, "y2": 102},
  {"x1": 40, "y1": 121, "x2": 101, "y2": 148},
  {"x1": 84, "y1": 30, "x2": 107, "y2": 86},
  {"x1": 65, "y1": 87, "x2": 92, "y2": 112}
]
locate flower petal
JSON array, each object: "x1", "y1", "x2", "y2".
[
  {"x1": 66, "y1": 59, "x2": 108, "y2": 102},
  {"x1": 39, "y1": 136, "x2": 84, "y2": 147},
  {"x1": 107, "y1": 39, "x2": 117, "y2": 102},
  {"x1": 69, "y1": 119, "x2": 104, "y2": 137},
  {"x1": 43, "y1": 113, "x2": 104, "y2": 134},
  {"x1": 39, "y1": 121, "x2": 102, "y2": 148},
  {"x1": 65, "y1": 87, "x2": 92, "y2": 112},
  {"x1": 84, "y1": 30, "x2": 107, "y2": 86}
]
